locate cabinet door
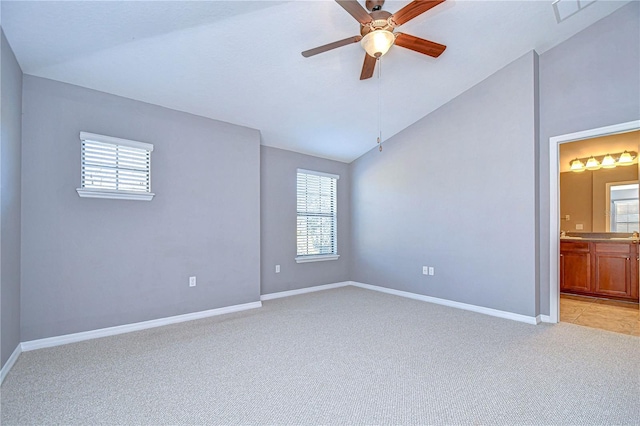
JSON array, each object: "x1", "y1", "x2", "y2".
[
  {"x1": 594, "y1": 247, "x2": 632, "y2": 298},
  {"x1": 560, "y1": 251, "x2": 591, "y2": 293},
  {"x1": 594, "y1": 254, "x2": 631, "y2": 297}
]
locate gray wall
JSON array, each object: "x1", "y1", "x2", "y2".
[
  {"x1": 1, "y1": 30, "x2": 23, "y2": 367},
  {"x1": 350, "y1": 51, "x2": 538, "y2": 317},
  {"x1": 260, "y1": 146, "x2": 350, "y2": 294},
  {"x1": 539, "y1": 2, "x2": 640, "y2": 315},
  {"x1": 6, "y1": 3, "x2": 638, "y2": 347},
  {"x1": 20, "y1": 76, "x2": 261, "y2": 341}
]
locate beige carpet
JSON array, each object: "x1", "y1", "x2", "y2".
[{"x1": 2, "y1": 286, "x2": 639, "y2": 425}]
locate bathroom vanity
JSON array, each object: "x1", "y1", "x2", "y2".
[{"x1": 560, "y1": 234, "x2": 639, "y2": 301}]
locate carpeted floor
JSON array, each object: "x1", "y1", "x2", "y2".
[{"x1": 1, "y1": 286, "x2": 639, "y2": 425}]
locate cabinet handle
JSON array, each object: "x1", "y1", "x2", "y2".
[{"x1": 626, "y1": 257, "x2": 630, "y2": 260}]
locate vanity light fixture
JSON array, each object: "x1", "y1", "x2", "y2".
[
  {"x1": 601, "y1": 154, "x2": 616, "y2": 168},
  {"x1": 585, "y1": 156, "x2": 601, "y2": 170},
  {"x1": 569, "y1": 151, "x2": 637, "y2": 172},
  {"x1": 570, "y1": 158, "x2": 585, "y2": 172},
  {"x1": 618, "y1": 150, "x2": 634, "y2": 166}
]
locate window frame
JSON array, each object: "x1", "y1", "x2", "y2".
[
  {"x1": 295, "y1": 168, "x2": 340, "y2": 263},
  {"x1": 75, "y1": 132, "x2": 155, "y2": 201},
  {"x1": 606, "y1": 181, "x2": 639, "y2": 232}
]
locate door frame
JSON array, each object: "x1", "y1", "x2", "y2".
[{"x1": 549, "y1": 120, "x2": 640, "y2": 323}]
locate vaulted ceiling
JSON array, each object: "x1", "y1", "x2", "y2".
[{"x1": 1, "y1": 1, "x2": 630, "y2": 162}]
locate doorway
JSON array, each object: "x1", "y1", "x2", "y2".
[{"x1": 549, "y1": 120, "x2": 640, "y2": 326}]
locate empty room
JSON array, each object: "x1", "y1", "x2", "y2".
[{"x1": 1, "y1": 0, "x2": 639, "y2": 424}]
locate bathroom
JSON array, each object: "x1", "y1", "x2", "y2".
[{"x1": 558, "y1": 130, "x2": 639, "y2": 335}]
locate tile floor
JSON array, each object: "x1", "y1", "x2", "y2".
[{"x1": 560, "y1": 293, "x2": 640, "y2": 336}]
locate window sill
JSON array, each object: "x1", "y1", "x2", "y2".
[
  {"x1": 295, "y1": 254, "x2": 340, "y2": 264},
  {"x1": 76, "y1": 188, "x2": 155, "y2": 201}
]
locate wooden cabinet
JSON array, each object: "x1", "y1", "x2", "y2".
[
  {"x1": 560, "y1": 240, "x2": 639, "y2": 301},
  {"x1": 560, "y1": 242, "x2": 591, "y2": 293},
  {"x1": 593, "y1": 243, "x2": 637, "y2": 299}
]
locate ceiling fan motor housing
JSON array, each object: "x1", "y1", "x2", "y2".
[
  {"x1": 360, "y1": 10, "x2": 394, "y2": 36},
  {"x1": 365, "y1": 0, "x2": 385, "y2": 12}
]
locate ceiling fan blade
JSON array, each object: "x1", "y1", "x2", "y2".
[
  {"x1": 360, "y1": 53, "x2": 377, "y2": 80},
  {"x1": 394, "y1": 33, "x2": 446, "y2": 57},
  {"x1": 335, "y1": 0, "x2": 373, "y2": 25},
  {"x1": 390, "y1": 0, "x2": 445, "y2": 26},
  {"x1": 302, "y1": 36, "x2": 363, "y2": 57}
]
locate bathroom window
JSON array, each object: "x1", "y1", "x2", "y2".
[
  {"x1": 295, "y1": 169, "x2": 339, "y2": 263},
  {"x1": 76, "y1": 132, "x2": 155, "y2": 201},
  {"x1": 611, "y1": 200, "x2": 639, "y2": 232},
  {"x1": 609, "y1": 183, "x2": 639, "y2": 232}
]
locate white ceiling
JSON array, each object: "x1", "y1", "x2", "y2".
[{"x1": 0, "y1": 0, "x2": 631, "y2": 163}]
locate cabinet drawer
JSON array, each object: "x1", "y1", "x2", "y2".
[
  {"x1": 594, "y1": 243, "x2": 632, "y2": 254},
  {"x1": 561, "y1": 242, "x2": 590, "y2": 252}
]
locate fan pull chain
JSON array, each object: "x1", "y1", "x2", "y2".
[{"x1": 377, "y1": 57, "x2": 382, "y2": 152}]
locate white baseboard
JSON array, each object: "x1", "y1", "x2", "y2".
[
  {"x1": 14, "y1": 280, "x2": 551, "y2": 358},
  {"x1": 539, "y1": 315, "x2": 553, "y2": 323},
  {"x1": 261, "y1": 281, "x2": 350, "y2": 301},
  {"x1": 21, "y1": 301, "x2": 262, "y2": 352},
  {"x1": 349, "y1": 281, "x2": 540, "y2": 325},
  {"x1": 0, "y1": 344, "x2": 22, "y2": 385}
]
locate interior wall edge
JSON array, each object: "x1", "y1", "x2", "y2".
[{"x1": 0, "y1": 28, "x2": 24, "y2": 370}]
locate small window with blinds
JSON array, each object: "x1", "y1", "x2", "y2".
[
  {"x1": 295, "y1": 169, "x2": 340, "y2": 263},
  {"x1": 76, "y1": 132, "x2": 155, "y2": 201}
]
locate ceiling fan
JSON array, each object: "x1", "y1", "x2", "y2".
[{"x1": 302, "y1": 0, "x2": 447, "y2": 80}]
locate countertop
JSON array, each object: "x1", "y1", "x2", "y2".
[{"x1": 561, "y1": 236, "x2": 639, "y2": 243}]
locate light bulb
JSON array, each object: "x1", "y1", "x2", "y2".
[
  {"x1": 601, "y1": 154, "x2": 616, "y2": 168},
  {"x1": 585, "y1": 156, "x2": 601, "y2": 170},
  {"x1": 570, "y1": 158, "x2": 585, "y2": 172},
  {"x1": 618, "y1": 151, "x2": 634, "y2": 166}
]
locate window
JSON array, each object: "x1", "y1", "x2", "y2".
[
  {"x1": 76, "y1": 132, "x2": 155, "y2": 201},
  {"x1": 296, "y1": 169, "x2": 339, "y2": 263},
  {"x1": 612, "y1": 199, "x2": 639, "y2": 232},
  {"x1": 609, "y1": 183, "x2": 639, "y2": 232}
]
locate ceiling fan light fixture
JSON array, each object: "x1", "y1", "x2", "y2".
[{"x1": 361, "y1": 30, "x2": 395, "y2": 58}]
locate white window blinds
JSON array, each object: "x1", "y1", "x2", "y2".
[
  {"x1": 296, "y1": 169, "x2": 339, "y2": 260},
  {"x1": 77, "y1": 132, "x2": 155, "y2": 201}
]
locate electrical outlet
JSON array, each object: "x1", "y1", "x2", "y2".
[
  {"x1": 576, "y1": 224, "x2": 584, "y2": 230},
  {"x1": 423, "y1": 266, "x2": 428, "y2": 275},
  {"x1": 189, "y1": 276, "x2": 196, "y2": 287},
  {"x1": 428, "y1": 267, "x2": 435, "y2": 276},
  {"x1": 275, "y1": 265, "x2": 280, "y2": 273}
]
